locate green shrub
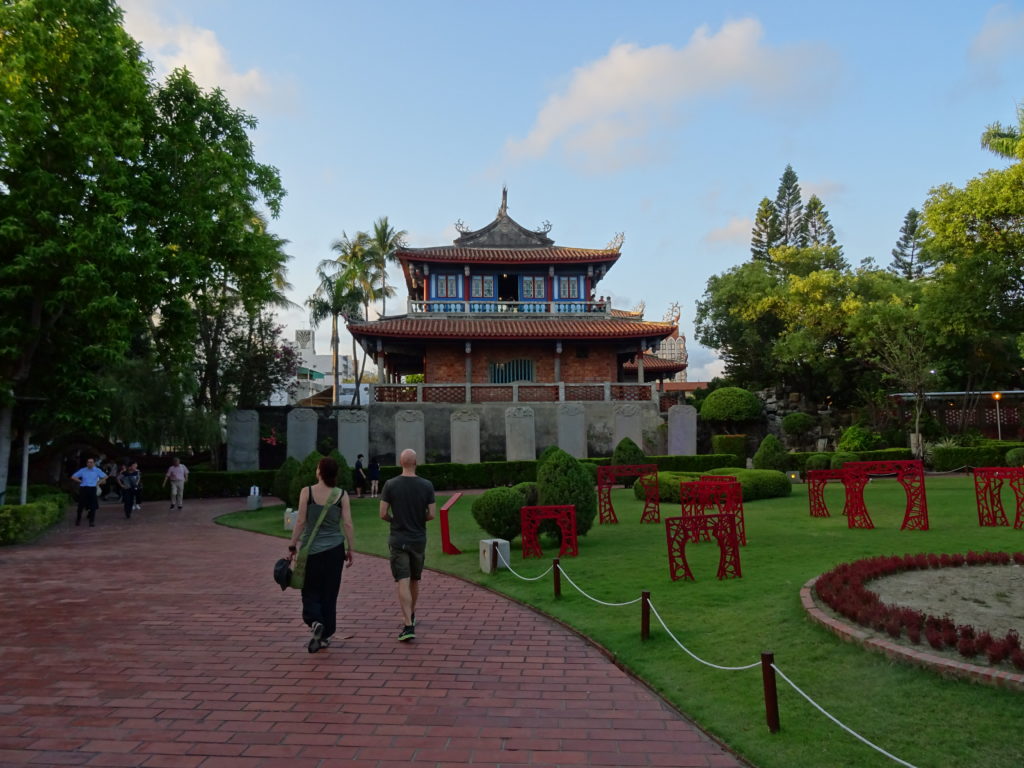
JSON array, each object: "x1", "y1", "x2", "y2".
[
  {"x1": 536, "y1": 447, "x2": 597, "y2": 538},
  {"x1": 1006, "y1": 447, "x2": 1024, "y2": 467},
  {"x1": 702, "y1": 469, "x2": 793, "y2": 501},
  {"x1": 272, "y1": 457, "x2": 300, "y2": 504},
  {"x1": 579, "y1": 461, "x2": 599, "y2": 483},
  {"x1": 837, "y1": 424, "x2": 884, "y2": 452},
  {"x1": 649, "y1": 453, "x2": 740, "y2": 472},
  {"x1": 511, "y1": 481, "x2": 539, "y2": 506},
  {"x1": 611, "y1": 437, "x2": 645, "y2": 466},
  {"x1": 471, "y1": 486, "x2": 525, "y2": 540},
  {"x1": 856, "y1": 448, "x2": 913, "y2": 462},
  {"x1": 0, "y1": 494, "x2": 66, "y2": 545},
  {"x1": 327, "y1": 450, "x2": 353, "y2": 491},
  {"x1": 538, "y1": 445, "x2": 562, "y2": 468},
  {"x1": 753, "y1": 434, "x2": 788, "y2": 472},
  {"x1": 700, "y1": 387, "x2": 762, "y2": 423},
  {"x1": 289, "y1": 451, "x2": 324, "y2": 508},
  {"x1": 831, "y1": 452, "x2": 859, "y2": 469},
  {"x1": 633, "y1": 471, "x2": 705, "y2": 503},
  {"x1": 805, "y1": 453, "x2": 832, "y2": 472},
  {"x1": 930, "y1": 445, "x2": 1004, "y2": 472},
  {"x1": 712, "y1": 434, "x2": 747, "y2": 464},
  {"x1": 782, "y1": 412, "x2": 816, "y2": 439},
  {"x1": 140, "y1": 470, "x2": 277, "y2": 499}
]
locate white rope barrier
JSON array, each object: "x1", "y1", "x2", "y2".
[
  {"x1": 771, "y1": 663, "x2": 919, "y2": 768},
  {"x1": 557, "y1": 565, "x2": 642, "y2": 606},
  {"x1": 647, "y1": 600, "x2": 761, "y2": 671},
  {"x1": 495, "y1": 546, "x2": 553, "y2": 581}
]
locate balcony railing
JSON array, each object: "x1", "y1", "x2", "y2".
[
  {"x1": 408, "y1": 299, "x2": 611, "y2": 316},
  {"x1": 372, "y1": 381, "x2": 657, "y2": 405}
]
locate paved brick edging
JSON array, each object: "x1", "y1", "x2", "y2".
[{"x1": 801, "y1": 577, "x2": 1024, "y2": 691}]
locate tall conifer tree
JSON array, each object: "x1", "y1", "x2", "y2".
[
  {"x1": 774, "y1": 164, "x2": 803, "y2": 246},
  {"x1": 888, "y1": 208, "x2": 928, "y2": 280},
  {"x1": 750, "y1": 197, "x2": 779, "y2": 260},
  {"x1": 799, "y1": 195, "x2": 838, "y2": 249}
]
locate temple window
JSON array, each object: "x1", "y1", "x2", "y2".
[
  {"x1": 489, "y1": 359, "x2": 535, "y2": 383},
  {"x1": 521, "y1": 275, "x2": 545, "y2": 299}
]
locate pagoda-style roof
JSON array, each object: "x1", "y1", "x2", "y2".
[
  {"x1": 623, "y1": 353, "x2": 688, "y2": 375},
  {"x1": 348, "y1": 315, "x2": 674, "y2": 343}
]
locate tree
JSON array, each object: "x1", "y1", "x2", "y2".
[
  {"x1": 980, "y1": 103, "x2": 1024, "y2": 162},
  {"x1": 368, "y1": 216, "x2": 407, "y2": 317},
  {"x1": 307, "y1": 262, "x2": 365, "y2": 406},
  {"x1": 750, "y1": 197, "x2": 779, "y2": 261},
  {"x1": 330, "y1": 231, "x2": 375, "y2": 403},
  {"x1": 799, "y1": 195, "x2": 838, "y2": 250},
  {"x1": 0, "y1": 0, "x2": 157, "y2": 500},
  {"x1": 774, "y1": 164, "x2": 803, "y2": 247},
  {"x1": 888, "y1": 208, "x2": 928, "y2": 280},
  {"x1": 221, "y1": 312, "x2": 299, "y2": 408}
]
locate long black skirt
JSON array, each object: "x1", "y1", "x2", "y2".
[{"x1": 300, "y1": 543, "x2": 345, "y2": 639}]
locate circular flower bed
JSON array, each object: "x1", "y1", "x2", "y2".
[{"x1": 814, "y1": 551, "x2": 1024, "y2": 671}]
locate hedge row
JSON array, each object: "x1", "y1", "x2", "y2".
[
  {"x1": 139, "y1": 470, "x2": 278, "y2": 499},
  {"x1": 786, "y1": 448, "x2": 914, "y2": 475},
  {"x1": 632, "y1": 468, "x2": 792, "y2": 504},
  {"x1": 930, "y1": 446, "x2": 1010, "y2": 472},
  {"x1": 0, "y1": 494, "x2": 68, "y2": 545}
]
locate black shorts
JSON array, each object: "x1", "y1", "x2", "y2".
[{"x1": 389, "y1": 540, "x2": 426, "y2": 581}]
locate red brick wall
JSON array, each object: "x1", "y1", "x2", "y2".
[{"x1": 422, "y1": 341, "x2": 618, "y2": 383}]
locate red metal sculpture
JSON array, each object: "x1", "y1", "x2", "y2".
[
  {"x1": 698, "y1": 478, "x2": 747, "y2": 546},
  {"x1": 597, "y1": 464, "x2": 660, "y2": 524},
  {"x1": 439, "y1": 492, "x2": 463, "y2": 555},
  {"x1": 679, "y1": 481, "x2": 712, "y2": 541},
  {"x1": 841, "y1": 460, "x2": 929, "y2": 531},
  {"x1": 973, "y1": 467, "x2": 1024, "y2": 528},
  {"x1": 665, "y1": 513, "x2": 742, "y2": 581},
  {"x1": 520, "y1": 505, "x2": 578, "y2": 559},
  {"x1": 806, "y1": 469, "x2": 847, "y2": 518}
]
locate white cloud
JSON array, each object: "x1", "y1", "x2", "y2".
[
  {"x1": 688, "y1": 356, "x2": 726, "y2": 382},
  {"x1": 120, "y1": 0, "x2": 272, "y2": 110},
  {"x1": 704, "y1": 216, "x2": 752, "y2": 246},
  {"x1": 802, "y1": 178, "x2": 846, "y2": 202},
  {"x1": 504, "y1": 18, "x2": 837, "y2": 172},
  {"x1": 969, "y1": 4, "x2": 1024, "y2": 84}
]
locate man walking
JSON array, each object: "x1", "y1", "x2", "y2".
[
  {"x1": 162, "y1": 457, "x2": 189, "y2": 510},
  {"x1": 379, "y1": 449, "x2": 435, "y2": 641},
  {"x1": 71, "y1": 457, "x2": 107, "y2": 527}
]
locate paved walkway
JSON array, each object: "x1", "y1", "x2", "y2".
[{"x1": 0, "y1": 498, "x2": 745, "y2": 768}]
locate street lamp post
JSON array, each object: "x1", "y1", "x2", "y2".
[{"x1": 993, "y1": 392, "x2": 1002, "y2": 440}]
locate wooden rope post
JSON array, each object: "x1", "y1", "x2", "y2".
[
  {"x1": 761, "y1": 651, "x2": 780, "y2": 733},
  {"x1": 641, "y1": 591, "x2": 651, "y2": 641},
  {"x1": 553, "y1": 558, "x2": 561, "y2": 598},
  {"x1": 490, "y1": 540, "x2": 498, "y2": 573}
]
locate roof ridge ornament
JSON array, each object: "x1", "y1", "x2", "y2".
[
  {"x1": 454, "y1": 218, "x2": 470, "y2": 234},
  {"x1": 606, "y1": 232, "x2": 624, "y2": 251},
  {"x1": 498, "y1": 185, "x2": 508, "y2": 217},
  {"x1": 535, "y1": 219, "x2": 552, "y2": 234}
]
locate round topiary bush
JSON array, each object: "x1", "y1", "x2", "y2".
[
  {"x1": 782, "y1": 411, "x2": 817, "y2": 437},
  {"x1": 1005, "y1": 447, "x2": 1024, "y2": 467},
  {"x1": 805, "y1": 453, "x2": 831, "y2": 472},
  {"x1": 752, "y1": 434, "x2": 789, "y2": 472},
  {"x1": 831, "y1": 451, "x2": 859, "y2": 470},
  {"x1": 536, "y1": 447, "x2": 597, "y2": 538},
  {"x1": 272, "y1": 457, "x2": 300, "y2": 504},
  {"x1": 511, "y1": 481, "x2": 539, "y2": 507},
  {"x1": 699, "y1": 387, "x2": 763, "y2": 423},
  {"x1": 471, "y1": 486, "x2": 525, "y2": 540},
  {"x1": 611, "y1": 437, "x2": 645, "y2": 467}
]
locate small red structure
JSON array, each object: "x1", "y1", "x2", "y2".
[
  {"x1": 841, "y1": 460, "x2": 929, "y2": 531},
  {"x1": 520, "y1": 505, "x2": 578, "y2": 559},
  {"x1": 806, "y1": 469, "x2": 848, "y2": 518},
  {"x1": 665, "y1": 513, "x2": 742, "y2": 581},
  {"x1": 678, "y1": 478, "x2": 746, "y2": 545},
  {"x1": 439, "y1": 492, "x2": 463, "y2": 554},
  {"x1": 973, "y1": 467, "x2": 1024, "y2": 528},
  {"x1": 597, "y1": 464, "x2": 660, "y2": 524}
]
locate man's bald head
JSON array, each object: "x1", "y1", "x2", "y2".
[{"x1": 399, "y1": 449, "x2": 418, "y2": 470}]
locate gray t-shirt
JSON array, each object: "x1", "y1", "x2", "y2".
[
  {"x1": 381, "y1": 475, "x2": 435, "y2": 545},
  {"x1": 300, "y1": 487, "x2": 346, "y2": 555}
]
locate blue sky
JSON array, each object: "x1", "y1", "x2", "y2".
[{"x1": 120, "y1": 0, "x2": 1024, "y2": 380}]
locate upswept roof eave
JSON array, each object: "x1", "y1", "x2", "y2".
[
  {"x1": 395, "y1": 246, "x2": 622, "y2": 265},
  {"x1": 345, "y1": 316, "x2": 675, "y2": 343}
]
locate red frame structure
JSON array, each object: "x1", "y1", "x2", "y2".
[
  {"x1": 806, "y1": 469, "x2": 847, "y2": 518},
  {"x1": 973, "y1": 467, "x2": 1024, "y2": 528},
  {"x1": 597, "y1": 464, "x2": 660, "y2": 524},
  {"x1": 520, "y1": 505, "x2": 579, "y2": 559},
  {"x1": 679, "y1": 478, "x2": 746, "y2": 546},
  {"x1": 665, "y1": 513, "x2": 742, "y2": 581},
  {"x1": 439, "y1": 492, "x2": 463, "y2": 554},
  {"x1": 841, "y1": 460, "x2": 929, "y2": 531}
]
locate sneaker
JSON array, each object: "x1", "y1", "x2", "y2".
[
  {"x1": 177, "y1": 505, "x2": 182, "y2": 510},
  {"x1": 169, "y1": 503, "x2": 175, "y2": 509},
  {"x1": 397, "y1": 625, "x2": 415, "y2": 642},
  {"x1": 311, "y1": 621, "x2": 324, "y2": 641},
  {"x1": 319, "y1": 638, "x2": 330, "y2": 649},
  {"x1": 134, "y1": 504, "x2": 140, "y2": 511}
]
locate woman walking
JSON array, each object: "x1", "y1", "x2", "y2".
[{"x1": 286, "y1": 457, "x2": 355, "y2": 653}]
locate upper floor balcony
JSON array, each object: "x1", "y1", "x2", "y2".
[{"x1": 408, "y1": 298, "x2": 611, "y2": 316}]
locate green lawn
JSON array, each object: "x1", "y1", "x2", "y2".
[{"x1": 217, "y1": 478, "x2": 1024, "y2": 768}]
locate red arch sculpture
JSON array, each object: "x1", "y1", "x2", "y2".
[
  {"x1": 520, "y1": 505, "x2": 578, "y2": 559},
  {"x1": 665, "y1": 513, "x2": 742, "y2": 581},
  {"x1": 597, "y1": 464, "x2": 660, "y2": 524},
  {"x1": 841, "y1": 460, "x2": 929, "y2": 531},
  {"x1": 973, "y1": 467, "x2": 1024, "y2": 528},
  {"x1": 806, "y1": 469, "x2": 847, "y2": 518},
  {"x1": 678, "y1": 478, "x2": 746, "y2": 545}
]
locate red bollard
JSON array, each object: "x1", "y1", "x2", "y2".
[
  {"x1": 553, "y1": 558, "x2": 561, "y2": 598},
  {"x1": 641, "y1": 591, "x2": 651, "y2": 641},
  {"x1": 761, "y1": 651, "x2": 780, "y2": 733}
]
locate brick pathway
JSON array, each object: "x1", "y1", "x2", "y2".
[{"x1": 0, "y1": 498, "x2": 745, "y2": 768}]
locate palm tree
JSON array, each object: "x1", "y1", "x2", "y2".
[
  {"x1": 329, "y1": 231, "x2": 377, "y2": 403},
  {"x1": 306, "y1": 261, "x2": 364, "y2": 406},
  {"x1": 981, "y1": 104, "x2": 1024, "y2": 161},
  {"x1": 368, "y1": 216, "x2": 407, "y2": 317}
]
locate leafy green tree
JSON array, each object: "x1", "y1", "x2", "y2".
[
  {"x1": 368, "y1": 216, "x2": 407, "y2": 317},
  {"x1": 471, "y1": 487, "x2": 524, "y2": 540},
  {"x1": 752, "y1": 434, "x2": 788, "y2": 471},
  {"x1": 980, "y1": 103, "x2": 1024, "y2": 162},
  {"x1": 888, "y1": 208, "x2": 929, "y2": 279},
  {"x1": 0, "y1": 0, "x2": 157, "y2": 499},
  {"x1": 307, "y1": 262, "x2": 364, "y2": 406},
  {"x1": 221, "y1": 312, "x2": 299, "y2": 408},
  {"x1": 750, "y1": 197, "x2": 779, "y2": 261},
  {"x1": 774, "y1": 164, "x2": 803, "y2": 247},
  {"x1": 798, "y1": 195, "x2": 838, "y2": 250},
  {"x1": 330, "y1": 231, "x2": 375, "y2": 403},
  {"x1": 699, "y1": 387, "x2": 763, "y2": 423}
]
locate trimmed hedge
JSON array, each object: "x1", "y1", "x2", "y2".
[
  {"x1": 537, "y1": 448, "x2": 598, "y2": 538},
  {"x1": 1006, "y1": 448, "x2": 1024, "y2": 467},
  {"x1": 753, "y1": 435, "x2": 788, "y2": 472},
  {"x1": 930, "y1": 445, "x2": 1006, "y2": 472},
  {"x1": 141, "y1": 470, "x2": 277, "y2": 499},
  {"x1": 0, "y1": 494, "x2": 67, "y2": 545},
  {"x1": 830, "y1": 452, "x2": 859, "y2": 469},
  {"x1": 633, "y1": 468, "x2": 791, "y2": 503},
  {"x1": 471, "y1": 486, "x2": 526, "y2": 540},
  {"x1": 700, "y1": 387, "x2": 762, "y2": 422},
  {"x1": 611, "y1": 437, "x2": 645, "y2": 466},
  {"x1": 712, "y1": 435, "x2": 747, "y2": 464}
]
